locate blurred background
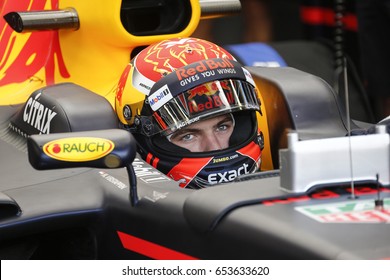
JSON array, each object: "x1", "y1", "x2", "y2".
[{"x1": 193, "y1": 0, "x2": 390, "y2": 123}]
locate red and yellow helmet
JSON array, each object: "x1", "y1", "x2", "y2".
[{"x1": 116, "y1": 38, "x2": 264, "y2": 188}]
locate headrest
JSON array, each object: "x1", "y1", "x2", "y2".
[{"x1": 10, "y1": 83, "x2": 118, "y2": 136}]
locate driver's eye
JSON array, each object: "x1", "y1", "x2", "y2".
[
  {"x1": 181, "y1": 134, "x2": 194, "y2": 141},
  {"x1": 169, "y1": 132, "x2": 194, "y2": 143},
  {"x1": 216, "y1": 121, "x2": 233, "y2": 132}
]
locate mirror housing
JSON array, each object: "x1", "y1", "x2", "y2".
[
  {"x1": 27, "y1": 129, "x2": 139, "y2": 206},
  {"x1": 28, "y1": 129, "x2": 136, "y2": 170}
]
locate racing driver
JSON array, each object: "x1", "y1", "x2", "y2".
[{"x1": 115, "y1": 37, "x2": 264, "y2": 189}]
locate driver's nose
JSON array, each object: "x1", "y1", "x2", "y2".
[{"x1": 201, "y1": 133, "x2": 224, "y2": 152}]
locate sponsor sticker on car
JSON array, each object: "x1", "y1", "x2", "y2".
[
  {"x1": 295, "y1": 198, "x2": 390, "y2": 223},
  {"x1": 43, "y1": 137, "x2": 114, "y2": 162}
]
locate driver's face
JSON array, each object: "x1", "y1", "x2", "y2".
[{"x1": 168, "y1": 114, "x2": 234, "y2": 152}]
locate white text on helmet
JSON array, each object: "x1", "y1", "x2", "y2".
[
  {"x1": 179, "y1": 74, "x2": 200, "y2": 87},
  {"x1": 208, "y1": 163, "x2": 249, "y2": 184}
]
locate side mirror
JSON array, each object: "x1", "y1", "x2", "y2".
[{"x1": 27, "y1": 129, "x2": 139, "y2": 206}]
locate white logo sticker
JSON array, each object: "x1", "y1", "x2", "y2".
[
  {"x1": 148, "y1": 84, "x2": 173, "y2": 111},
  {"x1": 242, "y1": 67, "x2": 256, "y2": 87}
]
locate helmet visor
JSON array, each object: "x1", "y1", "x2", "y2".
[{"x1": 137, "y1": 79, "x2": 260, "y2": 136}]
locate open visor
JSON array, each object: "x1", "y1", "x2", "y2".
[{"x1": 136, "y1": 79, "x2": 260, "y2": 136}]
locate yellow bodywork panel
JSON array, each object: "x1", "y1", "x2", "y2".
[
  {"x1": 0, "y1": 0, "x2": 275, "y2": 170},
  {"x1": 0, "y1": 0, "x2": 201, "y2": 106}
]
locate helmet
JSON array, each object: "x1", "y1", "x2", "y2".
[{"x1": 116, "y1": 38, "x2": 263, "y2": 188}]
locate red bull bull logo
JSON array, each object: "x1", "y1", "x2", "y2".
[
  {"x1": 136, "y1": 38, "x2": 234, "y2": 81},
  {"x1": 187, "y1": 80, "x2": 231, "y2": 99},
  {"x1": 0, "y1": 0, "x2": 70, "y2": 88},
  {"x1": 185, "y1": 80, "x2": 235, "y2": 114}
]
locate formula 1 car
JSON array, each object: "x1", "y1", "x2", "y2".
[{"x1": 0, "y1": 0, "x2": 389, "y2": 260}]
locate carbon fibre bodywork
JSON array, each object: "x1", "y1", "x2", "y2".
[
  {"x1": 1, "y1": 67, "x2": 389, "y2": 260},
  {"x1": 1, "y1": 0, "x2": 389, "y2": 260}
]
